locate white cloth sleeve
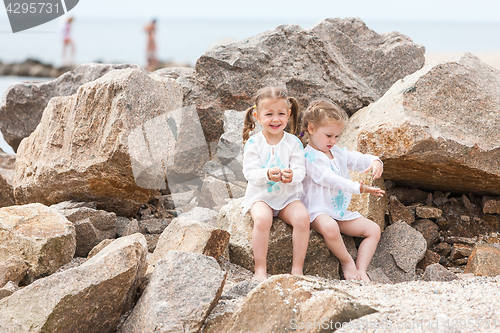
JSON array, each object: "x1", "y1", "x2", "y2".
[
  {"x1": 306, "y1": 156, "x2": 361, "y2": 194},
  {"x1": 287, "y1": 141, "x2": 306, "y2": 184},
  {"x1": 243, "y1": 143, "x2": 269, "y2": 186},
  {"x1": 345, "y1": 150, "x2": 382, "y2": 173}
]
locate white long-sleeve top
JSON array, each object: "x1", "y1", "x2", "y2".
[
  {"x1": 301, "y1": 145, "x2": 381, "y2": 222},
  {"x1": 241, "y1": 132, "x2": 305, "y2": 215}
]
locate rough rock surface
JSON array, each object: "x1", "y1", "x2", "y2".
[
  {"x1": 204, "y1": 274, "x2": 376, "y2": 333},
  {"x1": 413, "y1": 219, "x2": 440, "y2": 247},
  {"x1": 482, "y1": 196, "x2": 500, "y2": 214},
  {"x1": 387, "y1": 195, "x2": 414, "y2": 224},
  {"x1": 51, "y1": 204, "x2": 117, "y2": 257},
  {"x1": 187, "y1": 17, "x2": 424, "y2": 141},
  {"x1": 0, "y1": 148, "x2": 16, "y2": 208},
  {"x1": 120, "y1": 251, "x2": 226, "y2": 333},
  {"x1": 0, "y1": 233, "x2": 148, "y2": 333},
  {"x1": 422, "y1": 263, "x2": 458, "y2": 282},
  {"x1": 0, "y1": 63, "x2": 140, "y2": 152},
  {"x1": 148, "y1": 217, "x2": 230, "y2": 267},
  {"x1": 464, "y1": 244, "x2": 500, "y2": 277},
  {"x1": 217, "y1": 198, "x2": 341, "y2": 279},
  {"x1": 369, "y1": 221, "x2": 427, "y2": 283},
  {"x1": 0, "y1": 203, "x2": 75, "y2": 282},
  {"x1": 348, "y1": 172, "x2": 388, "y2": 231},
  {"x1": 339, "y1": 53, "x2": 500, "y2": 196},
  {"x1": 0, "y1": 247, "x2": 27, "y2": 288},
  {"x1": 0, "y1": 281, "x2": 20, "y2": 300},
  {"x1": 14, "y1": 68, "x2": 183, "y2": 216}
]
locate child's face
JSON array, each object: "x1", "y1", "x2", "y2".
[
  {"x1": 308, "y1": 120, "x2": 344, "y2": 154},
  {"x1": 253, "y1": 98, "x2": 290, "y2": 137}
]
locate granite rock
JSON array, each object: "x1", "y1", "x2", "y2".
[
  {"x1": 413, "y1": 219, "x2": 440, "y2": 247},
  {"x1": 464, "y1": 244, "x2": 500, "y2": 277},
  {"x1": 339, "y1": 53, "x2": 500, "y2": 196},
  {"x1": 0, "y1": 247, "x2": 27, "y2": 288},
  {"x1": 119, "y1": 251, "x2": 226, "y2": 333},
  {"x1": 187, "y1": 18, "x2": 424, "y2": 141},
  {"x1": 388, "y1": 195, "x2": 414, "y2": 224},
  {"x1": 0, "y1": 233, "x2": 148, "y2": 333},
  {"x1": 0, "y1": 203, "x2": 76, "y2": 283},
  {"x1": 422, "y1": 263, "x2": 458, "y2": 282},
  {"x1": 148, "y1": 217, "x2": 230, "y2": 267},
  {"x1": 0, "y1": 148, "x2": 16, "y2": 208},
  {"x1": 369, "y1": 221, "x2": 427, "y2": 283},
  {"x1": 14, "y1": 68, "x2": 183, "y2": 216},
  {"x1": 482, "y1": 196, "x2": 500, "y2": 214},
  {"x1": 0, "y1": 63, "x2": 140, "y2": 152}
]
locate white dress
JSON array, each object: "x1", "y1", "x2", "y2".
[
  {"x1": 241, "y1": 132, "x2": 305, "y2": 215},
  {"x1": 301, "y1": 145, "x2": 381, "y2": 222}
]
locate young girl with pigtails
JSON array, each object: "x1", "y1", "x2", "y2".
[
  {"x1": 300, "y1": 99, "x2": 384, "y2": 282},
  {"x1": 241, "y1": 86, "x2": 310, "y2": 281}
]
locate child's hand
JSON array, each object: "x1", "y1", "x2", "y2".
[
  {"x1": 364, "y1": 160, "x2": 384, "y2": 180},
  {"x1": 267, "y1": 167, "x2": 282, "y2": 182},
  {"x1": 281, "y1": 168, "x2": 293, "y2": 183},
  {"x1": 360, "y1": 181, "x2": 385, "y2": 197}
]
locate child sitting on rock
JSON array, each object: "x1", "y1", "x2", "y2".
[
  {"x1": 300, "y1": 99, "x2": 384, "y2": 282},
  {"x1": 241, "y1": 86, "x2": 310, "y2": 281}
]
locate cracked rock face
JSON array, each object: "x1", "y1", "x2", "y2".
[
  {"x1": 186, "y1": 17, "x2": 424, "y2": 141},
  {"x1": 340, "y1": 53, "x2": 500, "y2": 196}
]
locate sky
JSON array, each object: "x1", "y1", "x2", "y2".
[{"x1": 67, "y1": 0, "x2": 500, "y2": 22}]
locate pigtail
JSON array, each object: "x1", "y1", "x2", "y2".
[
  {"x1": 242, "y1": 106, "x2": 256, "y2": 144},
  {"x1": 287, "y1": 97, "x2": 300, "y2": 135}
]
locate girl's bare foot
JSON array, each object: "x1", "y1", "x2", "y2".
[
  {"x1": 341, "y1": 261, "x2": 360, "y2": 280},
  {"x1": 253, "y1": 268, "x2": 268, "y2": 281},
  {"x1": 358, "y1": 270, "x2": 371, "y2": 282},
  {"x1": 291, "y1": 267, "x2": 304, "y2": 276}
]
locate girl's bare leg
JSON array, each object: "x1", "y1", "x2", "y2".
[
  {"x1": 311, "y1": 214, "x2": 359, "y2": 280},
  {"x1": 278, "y1": 200, "x2": 310, "y2": 276},
  {"x1": 338, "y1": 217, "x2": 381, "y2": 282},
  {"x1": 250, "y1": 201, "x2": 274, "y2": 280}
]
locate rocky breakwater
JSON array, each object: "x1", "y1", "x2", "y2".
[
  {"x1": 339, "y1": 52, "x2": 500, "y2": 196},
  {"x1": 182, "y1": 17, "x2": 424, "y2": 141},
  {"x1": 0, "y1": 148, "x2": 16, "y2": 208},
  {"x1": 13, "y1": 68, "x2": 183, "y2": 216}
]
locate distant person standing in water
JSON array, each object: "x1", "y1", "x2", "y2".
[
  {"x1": 61, "y1": 16, "x2": 75, "y2": 66},
  {"x1": 144, "y1": 19, "x2": 158, "y2": 71}
]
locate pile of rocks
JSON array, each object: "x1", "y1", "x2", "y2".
[{"x1": 0, "y1": 17, "x2": 499, "y2": 332}]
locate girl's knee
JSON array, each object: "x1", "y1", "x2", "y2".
[
  {"x1": 323, "y1": 224, "x2": 341, "y2": 240},
  {"x1": 253, "y1": 217, "x2": 272, "y2": 231},
  {"x1": 366, "y1": 222, "x2": 381, "y2": 240}
]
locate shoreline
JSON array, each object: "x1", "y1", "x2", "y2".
[{"x1": 426, "y1": 51, "x2": 500, "y2": 70}]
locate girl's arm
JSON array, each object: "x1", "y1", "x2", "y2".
[
  {"x1": 243, "y1": 142, "x2": 270, "y2": 186},
  {"x1": 345, "y1": 149, "x2": 382, "y2": 173},
  {"x1": 306, "y1": 152, "x2": 361, "y2": 194}
]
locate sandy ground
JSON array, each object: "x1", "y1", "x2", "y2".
[{"x1": 426, "y1": 51, "x2": 500, "y2": 70}]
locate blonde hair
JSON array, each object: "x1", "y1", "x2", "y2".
[
  {"x1": 300, "y1": 99, "x2": 349, "y2": 143},
  {"x1": 242, "y1": 86, "x2": 300, "y2": 143}
]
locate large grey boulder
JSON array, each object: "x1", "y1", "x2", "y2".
[
  {"x1": 13, "y1": 68, "x2": 183, "y2": 216},
  {"x1": 0, "y1": 233, "x2": 148, "y2": 333},
  {"x1": 185, "y1": 17, "x2": 424, "y2": 142},
  {"x1": 120, "y1": 251, "x2": 226, "y2": 333},
  {"x1": 205, "y1": 274, "x2": 376, "y2": 333},
  {"x1": 339, "y1": 53, "x2": 500, "y2": 196},
  {"x1": 369, "y1": 221, "x2": 427, "y2": 283},
  {"x1": 0, "y1": 203, "x2": 76, "y2": 283},
  {"x1": 0, "y1": 63, "x2": 140, "y2": 152}
]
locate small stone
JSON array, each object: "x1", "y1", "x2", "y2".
[
  {"x1": 367, "y1": 267, "x2": 393, "y2": 284},
  {"x1": 464, "y1": 244, "x2": 500, "y2": 276},
  {"x1": 461, "y1": 194, "x2": 477, "y2": 214},
  {"x1": 450, "y1": 243, "x2": 473, "y2": 261},
  {"x1": 453, "y1": 258, "x2": 469, "y2": 265},
  {"x1": 413, "y1": 219, "x2": 440, "y2": 248},
  {"x1": 460, "y1": 215, "x2": 471, "y2": 222},
  {"x1": 433, "y1": 196, "x2": 449, "y2": 206},
  {"x1": 422, "y1": 263, "x2": 458, "y2": 282},
  {"x1": 482, "y1": 196, "x2": 500, "y2": 214},
  {"x1": 417, "y1": 249, "x2": 441, "y2": 270},
  {"x1": 416, "y1": 206, "x2": 442, "y2": 219},
  {"x1": 425, "y1": 193, "x2": 433, "y2": 206},
  {"x1": 0, "y1": 281, "x2": 20, "y2": 300},
  {"x1": 388, "y1": 196, "x2": 414, "y2": 224},
  {"x1": 87, "y1": 238, "x2": 114, "y2": 259},
  {"x1": 433, "y1": 242, "x2": 452, "y2": 257}
]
